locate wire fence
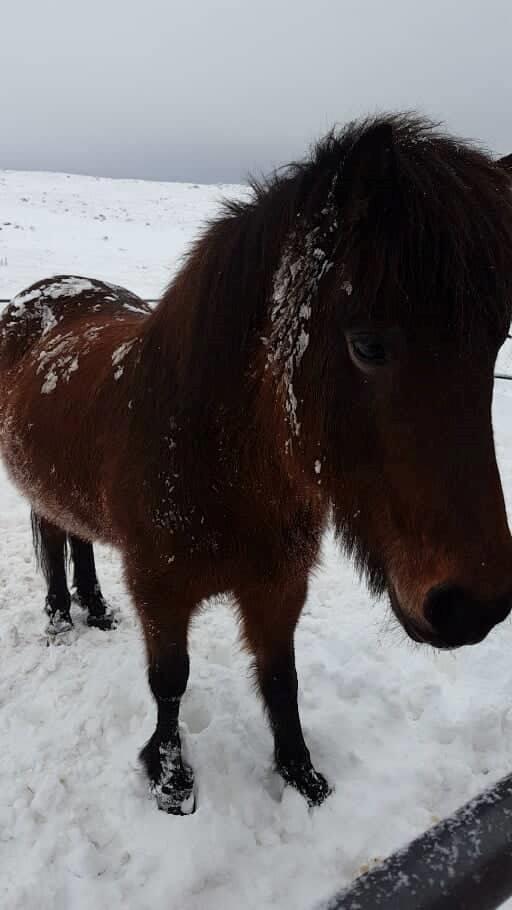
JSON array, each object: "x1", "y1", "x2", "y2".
[{"x1": 0, "y1": 298, "x2": 161, "y2": 306}]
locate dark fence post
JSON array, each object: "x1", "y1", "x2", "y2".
[{"x1": 322, "y1": 772, "x2": 512, "y2": 910}]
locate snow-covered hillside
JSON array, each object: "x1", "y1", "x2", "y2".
[
  {"x1": 2, "y1": 169, "x2": 512, "y2": 910},
  {"x1": 0, "y1": 169, "x2": 245, "y2": 300}
]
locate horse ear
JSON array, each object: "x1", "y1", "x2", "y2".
[{"x1": 342, "y1": 121, "x2": 396, "y2": 209}]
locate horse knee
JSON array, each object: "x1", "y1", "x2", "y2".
[{"x1": 148, "y1": 652, "x2": 190, "y2": 702}]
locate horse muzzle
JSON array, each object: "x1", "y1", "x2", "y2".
[{"x1": 390, "y1": 583, "x2": 512, "y2": 650}]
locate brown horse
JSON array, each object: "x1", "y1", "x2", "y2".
[{"x1": 2, "y1": 115, "x2": 512, "y2": 815}]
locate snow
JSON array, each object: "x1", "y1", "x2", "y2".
[
  {"x1": 32, "y1": 277, "x2": 96, "y2": 300},
  {"x1": 2, "y1": 169, "x2": 512, "y2": 909},
  {"x1": 268, "y1": 228, "x2": 334, "y2": 448},
  {"x1": 112, "y1": 340, "x2": 136, "y2": 380},
  {"x1": 0, "y1": 169, "x2": 244, "y2": 299},
  {"x1": 37, "y1": 337, "x2": 81, "y2": 395},
  {"x1": 41, "y1": 369, "x2": 58, "y2": 395},
  {"x1": 8, "y1": 280, "x2": 99, "y2": 338}
]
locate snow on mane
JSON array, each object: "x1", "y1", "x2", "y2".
[{"x1": 266, "y1": 179, "x2": 339, "y2": 450}]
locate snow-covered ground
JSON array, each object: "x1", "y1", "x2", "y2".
[{"x1": 2, "y1": 169, "x2": 512, "y2": 910}]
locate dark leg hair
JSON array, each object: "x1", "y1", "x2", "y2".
[
  {"x1": 128, "y1": 567, "x2": 195, "y2": 814},
  {"x1": 69, "y1": 536, "x2": 114, "y2": 629},
  {"x1": 31, "y1": 510, "x2": 72, "y2": 635},
  {"x1": 238, "y1": 574, "x2": 331, "y2": 807}
]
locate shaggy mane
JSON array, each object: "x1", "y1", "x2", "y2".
[{"x1": 144, "y1": 113, "x2": 512, "y2": 409}]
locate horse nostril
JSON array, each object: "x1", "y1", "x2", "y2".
[
  {"x1": 424, "y1": 585, "x2": 468, "y2": 640},
  {"x1": 423, "y1": 584, "x2": 512, "y2": 647}
]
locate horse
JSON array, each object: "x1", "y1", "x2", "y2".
[{"x1": 2, "y1": 115, "x2": 512, "y2": 816}]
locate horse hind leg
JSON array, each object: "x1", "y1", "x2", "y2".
[
  {"x1": 69, "y1": 536, "x2": 115, "y2": 630},
  {"x1": 31, "y1": 511, "x2": 72, "y2": 636}
]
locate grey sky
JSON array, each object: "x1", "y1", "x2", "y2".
[{"x1": 2, "y1": 0, "x2": 511, "y2": 184}]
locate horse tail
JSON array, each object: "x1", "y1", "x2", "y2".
[{"x1": 31, "y1": 510, "x2": 69, "y2": 583}]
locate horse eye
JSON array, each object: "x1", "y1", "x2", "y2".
[{"x1": 350, "y1": 335, "x2": 387, "y2": 366}]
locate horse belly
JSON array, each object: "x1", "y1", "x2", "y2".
[{"x1": 0, "y1": 387, "x2": 110, "y2": 542}]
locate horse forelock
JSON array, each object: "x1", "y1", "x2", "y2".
[
  {"x1": 148, "y1": 113, "x2": 512, "y2": 417},
  {"x1": 268, "y1": 114, "x2": 512, "y2": 344}
]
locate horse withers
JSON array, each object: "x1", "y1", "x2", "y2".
[{"x1": 2, "y1": 115, "x2": 512, "y2": 814}]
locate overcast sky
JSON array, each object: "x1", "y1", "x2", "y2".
[{"x1": 2, "y1": 0, "x2": 511, "y2": 184}]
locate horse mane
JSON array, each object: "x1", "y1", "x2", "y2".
[
  {"x1": 499, "y1": 152, "x2": 512, "y2": 171},
  {"x1": 143, "y1": 113, "x2": 512, "y2": 412}
]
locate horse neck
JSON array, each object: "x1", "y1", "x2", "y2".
[
  {"x1": 136, "y1": 188, "x2": 329, "y2": 505},
  {"x1": 139, "y1": 196, "x2": 288, "y2": 415}
]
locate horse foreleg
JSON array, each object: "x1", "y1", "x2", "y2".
[
  {"x1": 31, "y1": 511, "x2": 72, "y2": 635},
  {"x1": 69, "y1": 536, "x2": 114, "y2": 629},
  {"x1": 131, "y1": 578, "x2": 195, "y2": 814},
  {"x1": 238, "y1": 575, "x2": 331, "y2": 807}
]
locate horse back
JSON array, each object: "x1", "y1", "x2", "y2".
[
  {"x1": 0, "y1": 275, "x2": 150, "y2": 371},
  {"x1": 0, "y1": 275, "x2": 150, "y2": 541}
]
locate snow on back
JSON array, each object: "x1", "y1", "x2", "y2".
[
  {"x1": 9, "y1": 287, "x2": 42, "y2": 316},
  {"x1": 8, "y1": 277, "x2": 97, "y2": 338},
  {"x1": 39, "y1": 343, "x2": 80, "y2": 394},
  {"x1": 112, "y1": 340, "x2": 135, "y2": 367},
  {"x1": 41, "y1": 277, "x2": 96, "y2": 299},
  {"x1": 9, "y1": 291, "x2": 58, "y2": 336},
  {"x1": 112, "y1": 339, "x2": 136, "y2": 380},
  {"x1": 11, "y1": 277, "x2": 95, "y2": 313}
]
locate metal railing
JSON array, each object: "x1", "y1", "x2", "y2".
[{"x1": 322, "y1": 771, "x2": 512, "y2": 910}]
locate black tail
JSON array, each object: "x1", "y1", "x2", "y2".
[{"x1": 31, "y1": 510, "x2": 69, "y2": 583}]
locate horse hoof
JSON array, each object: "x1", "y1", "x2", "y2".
[
  {"x1": 279, "y1": 761, "x2": 332, "y2": 807},
  {"x1": 150, "y1": 754, "x2": 196, "y2": 815},
  {"x1": 153, "y1": 782, "x2": 196, "y2": 815},
  {"x1": 141, "y1": 737, "x2": 195, "y2": 816},
  {"x1": 45, "y1": 610, "x2": 73, "y2": 637},
  {"x1": 149, "y1": 760, "x2": 196, "y2": 815},
  {"x1": 86, "y1": 610, "x2": 116, "y2": 630},
  {"x1": 73, "y1": 592, "x2": 117, "y2": 630},
  {"x1": 304, "y1": 770, "x2": 332, "y2": 808}
]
